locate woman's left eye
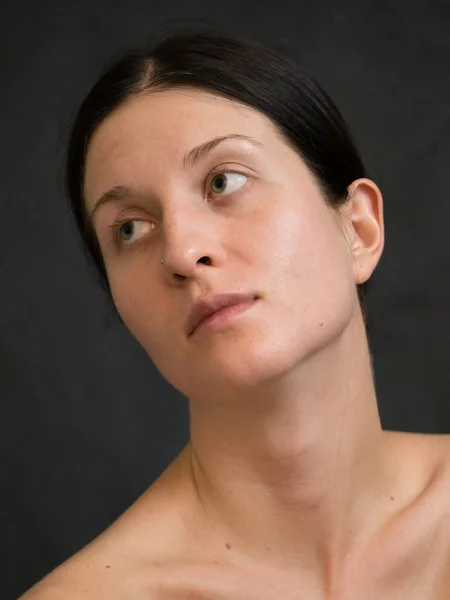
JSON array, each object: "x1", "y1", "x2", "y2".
[{"x1": 209, "y1": 171, "x2": 248, "y2": 196}]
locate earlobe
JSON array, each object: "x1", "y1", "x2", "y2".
[{"x1": 347, "y1": 178, "x2": 385, "y2": 285}]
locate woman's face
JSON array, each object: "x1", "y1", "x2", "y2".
[{"x1": 84, "y1": 88, "x2": 362, "y2": 400}]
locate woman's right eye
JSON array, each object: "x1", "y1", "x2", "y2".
[{"x1": 110, "y1": 219, "x2": 154, "y2": 246}]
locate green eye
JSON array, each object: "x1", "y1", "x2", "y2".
[
  {"x1": 109, "y1": 219, "x2": 153, "y2": 247},
  {"x1": 211, "y1": 173, "x2": 227, "y2": 193},
  {"x1": 210, "y1": 171, "x2": 248, "y2": 195}
]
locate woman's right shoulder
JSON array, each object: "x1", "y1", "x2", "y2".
[
  {"x1": 16, "y1": 548, "x2": 136, "y2": 600},
  {"x1": 16, "y1": 513, "x2": 182, "y2": 600},
  {"x1": 18, "y1": 449, "x2": 199, "y2": 600},
  {"x1": 18, "y1": 581, "x2": 94, "y2": 600},
  {"x1": 17, "y1": 540, "x2": 167, "y2": 600}
]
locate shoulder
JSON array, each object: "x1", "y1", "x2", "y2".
[
  {"x1": 385, "y1": 429, "x2": 450, "y2": 475},
  {"x1": 383, "y1": 430, "x2": 450, "y2": 537},
  {"x1": 16, "y1": 543, "x2": 131, "y2": 599},
  {"x1": 408, "y1": 431, "x2": 450, "y2": 485},
  {"x1": 390, "y1": 431, "x2": 450, "y2": 545},
  {"x1": 18, "y1": 454, "x2": 197, "y2": 599},
  {"x1": 17, "y1": 531, "x2": 170, "y2": 600},
  {"x1": 16, "y1": 499, "x2": 181, "y2": 599}
]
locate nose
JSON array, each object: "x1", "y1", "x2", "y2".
[
  {"x1": 159, "y1": 209, "x2": 224, "y2": 280},
  {"x1": 164, "y1": 254, "x2": 213, "y2": 281}
]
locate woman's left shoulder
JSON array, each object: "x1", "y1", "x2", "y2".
[
  {"x1": 384, "y1": 429, "x2": 450, "y2": 504},
  {"x1": 417, "y1": 431, "x2": 450, "y2": 473},
  {"x1": 402, "y1": 431, "x2": 450, "y2": 509},
  {"x1": 385, "y1": 429, "x2": 450, "y2": 466}
]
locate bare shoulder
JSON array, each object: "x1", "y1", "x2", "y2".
[
  {"x1": 385, "y1": 429, "x2": 450, "y2": 538},
  {"x1": 370, "y1": 431, "x2": 450, "y2": 597},
  {"x1": 16, "y1": 537, "x2": 143, "y2": 600},
  {"x1": 382, "y1": 430, "x2": 450, "y2": 537},
  {"x1": 17, "y1": 502, "x2": 180, "y2": 600},
  {"x1": 18, "y1": 449, "x2": 197, "y2": 599},
  {"x1": 384, "y1": 429, "x2": 450, "y2": 473},
  {"x1": 421, "y1": 431, "x2": 450, "y2": 509}
]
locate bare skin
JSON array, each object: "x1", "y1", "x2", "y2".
[{"x1": 20, "y1": 88, "x2": 450, "y2": 599}]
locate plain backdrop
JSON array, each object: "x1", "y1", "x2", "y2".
[{"x1": 2, "y1": 1, "x2": 450, "y2": 597}]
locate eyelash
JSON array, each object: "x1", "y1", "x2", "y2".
[{"x1": 108, "y1": 165, "x2": 248, "y2": 247}]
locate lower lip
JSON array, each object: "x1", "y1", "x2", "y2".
[{"x1": 192, "y1": 299, "x2": 257, "y2": 336}]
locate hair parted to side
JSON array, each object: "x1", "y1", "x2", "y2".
[{"x1": 65, "y1": 19, "x2": 371, "y2": 327}]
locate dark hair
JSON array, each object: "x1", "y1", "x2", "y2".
[{"x1": 66, "y1": 22, "x2": 370, "y2": 326}]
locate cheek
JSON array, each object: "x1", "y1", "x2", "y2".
[
  {"x1": 108, "y1": 268, "x2": 188, "y2": 382},
  {"x1": 264, "y1": 204, "x2": 356, "y2": 338},
  {"x1": 108, "y1": 269, "x2": 162, "y2": 345}
]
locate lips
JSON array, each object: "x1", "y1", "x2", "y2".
[{"x1": 186, "y1": 292, "x2": 257, "y2": 336}]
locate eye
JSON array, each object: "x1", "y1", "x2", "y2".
[
  {"x1": 110, "y1": 219, "x2": 154, "y2": 246},
  {"x1": 209, "y1": 171, "x2": 248, "y2": 196}
]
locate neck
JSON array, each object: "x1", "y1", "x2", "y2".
[{"x1": 181, "y1": 309, "x2": 402, "y2": 582}]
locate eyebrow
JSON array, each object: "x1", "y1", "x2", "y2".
[{"x1": 88, "y1": 133, "x2": 263, "y2": 222}]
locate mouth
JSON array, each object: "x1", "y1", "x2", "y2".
[
  {"x1": 187, "y1": 292, "x2": 258, "y2": 337},
  {"x1": 192, "y1": 298, "x2": 257, "y2": 336}
]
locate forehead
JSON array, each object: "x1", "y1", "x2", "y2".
[{"x1": 83, "y1": 88, "x2": 280, "y2": 205}]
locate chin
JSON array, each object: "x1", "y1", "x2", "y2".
[{"x1": 172, "y1": 331, "x2": 308, "y2": 400}]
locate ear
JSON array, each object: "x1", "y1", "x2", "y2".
[{"x1": 341, "y1": 178, "x2": 385, "y2": 285}]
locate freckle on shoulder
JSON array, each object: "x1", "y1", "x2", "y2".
[
  {"x1": 17, "y1": 548, "x2": 117, "y2": 599},
  {"x1": 17, "y1": 566, "x2": 91, "y2": 600}
]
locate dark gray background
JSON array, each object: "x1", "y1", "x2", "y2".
[{"x1": 2, "y1": 1, "x2": 449, "y2": 598}]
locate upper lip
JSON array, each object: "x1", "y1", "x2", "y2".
[{"x1": 186, "y1": 292, "x2": 257, "y2": 336}]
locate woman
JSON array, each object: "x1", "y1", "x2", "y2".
[{"x1": 22, "y1": 26, "x2": 450, "y2": 599}]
